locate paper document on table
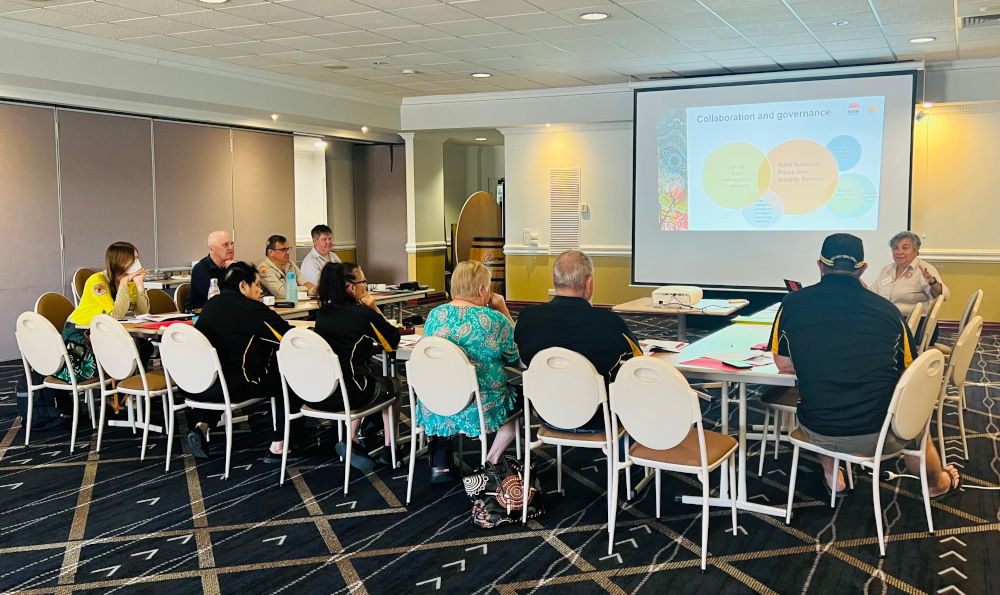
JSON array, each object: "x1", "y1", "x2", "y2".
[
  {"x1": 136, "y1": 313, "x2": 192, "y2": 322},
  {"x1": 640, "y1": 339, "x2": 687, "y2": 354},
  {"x1": 703, "y1": 351, "x2": 759, "y2": 362},
  {"x1": 398, "y1": 334, "x2": 421, "y2": 346}
]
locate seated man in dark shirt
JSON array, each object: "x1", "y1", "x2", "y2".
[
  {"x1": 185, "y1": 230, "x2": 234, "y2": 311},
  {"x1": 514, "y1": 250, "x2": 641, "y2": 431},
  {"x1": 768, "y1": 233, "x2": 959, "y2": 498},
  {"x1": 186, "y1": 261, "x2": 294, "y2": 461}
]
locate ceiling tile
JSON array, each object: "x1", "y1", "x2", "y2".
[
  {"x1": 122, "y1": 35, "x2": 204, "y2": 50},
  {"x1": 882, "y1": 19, "x2": 954, "y2": 36},
  {"x1": 62, "y1": 22, "x2": 155, "y2": 39},
  {"x1": 714, "y1": 5, "x2": 797, "y2": 24},
  {"x1": 876, "y1": 6, "x2": 956, "y2": 24},
  {"x1": 318, "y1": 30, "x2": 399, "y2": 45},
  {"x1": 628, "y1": 42, "x2": 692, "y2": 57},
  {"x1": 463, "y1": 31, "x2": 536, "y2": 46},
  {"x1": 761, "y1": 42, "x2": 827, "y2": 56},
  {"x1": 51, "y1": 2, "x2": 153, "y2": 22},
  {"x1": 429, "y1": 18, "x2": 511, "y2": 36},
  {"x1": 101, "y1": 0, "x2": 198, "y2": 16},
  {"x1": 521, "y1": 25, "x2": 594, "y2": 42},
  {"x1": 821, "y1": 38, "x2": 890, "y2": 51},
  {"x1": 773, "y1": 53, "x2": 836, "y2": 64},
  {"x1": 801, "y1": 13, "x2": 879, "y2": 31},
  {"x1": 0, "y1": 0, "x2": 32, "y2": 12},
  {"x1": 683, "y1": 37, "x2": 754, "y2": 51},
  {"x1": 312, "y1": 45, "x2": 393, "y2": 59},
  {"x1": 645, "y1": 13, "x2": 724, "y2": 30},
  {"x1": 174, "y1": 45, "x2": 249, "y2": 59},
  {"x1": 115, "y1": 16, "x2": 204, "y2": 35},
  {"x1": 602, "y1": 30, "x2": 678, "y2": 47},
  {"x1": 623, "y1": 0, "x2": 716, "y2": 18},
  {"x1": 701, "y1": 47, "x2": 766, "y2": 60},
  {"x1": 549, "y1": 4, "x2": 643, "y2": 25},
  {"x1": 221, "y1": 23, "x2": 310, "y2": 40},
  {"x1": 389, "y1": 3, "x2": 477, "y2": 24},
  {"x1": 730, "y1": 21, "x2": 808, "y2": 36},
  {"x1": 829, "y1": 48, "x2": 896, "y2": 60},
  {"x1": 470, "y1": 56, "x2": 537, "y2": 69},
  {"x1": 355, "y1": 0, "x2": 446, "y2": 8},
  {"x1": 549, "y1": 37, "x2": 622, "y2": 51},
  {"x1": 219, "y1": 40, "x2": 297, "y2": 55},
  {"x1": 812, "y1": 25, "x2": 887, "y2": 41},
  {"x1": 279, "y1": 0, "x2": 375, "y2": 18},
  {"x1": 368, "y1": 42, "x2": 432, "y2": 56},
  {"x1": 700, "y1": 0, "x2": 787, "y2": 8},
  {"x1": 171, "y1": 29, "x2": 255, "y2": 46},
  {"x1": 271, "y1": 18, "x2": 358, "y2": 35},
  {"x1": 411, "y1": 36, "x2": 483, "y2": 51},
  {"x1": 648, "y1": 52, "x2": 720, "y2": 65},
  {"x1": 451, "y1": 0, "x2": 543, "y2": 18},
  {"x1": 329, "y1": 11, "x2": 418, "y2": 29},
  {"x1": 489, "y1": 12, "x2": 572, "y2": 30},
  {"x1": 217, "y1": 3, "x2": 315, "y2": 24},
  {"x1": 714, "y1": 57, "x2": 777, "y2": 68},
  {"x1": 371, "y1": 24, "x2": 451, "y2": 41},
  {"x1": 443, "y1": 47, "x2": 513, "y2": 60},
  {"x1": 589, "y1": 56, "x2": 656, "y2": 70},
  {"x1": 578, "y1": 18, "x2": 662, "y2": 37},
  {"x1": 166, "y1": 9, "x2": 258, "y2": 29},
  {"x1": 746, "y1": 32, "x2": 820, "y2": 45},
  {"x1": 3, "y1": 8, "x2": 98, "y2": 27},
  {"x1": 572, "y1": 46, "x2": 640, "y2": 59},
  {"x1": 429, "y1": 60, "x2": 486, "y2": 72},
  {"x1": 220, "y1": 54, "x2": 290, "y2": 67},
  {"x1": 784, "y1": 0, "x2": 874, "y2": 18},
  {"x1": 503, "y1": 43, "x2": 575, "y2": 57},
  {"x1": 666, "y1": 25, "x2": 742, "y2": 41},
  {"x1": 266, "y1": 35, "x2": 343, "y2": 50},
  {"x1": 489, "y1": 76, "x2": 548, "y2": 90},
  {"x1": 259, "y1": 63, "x2": 331, "y2": 75},
  {"x1": 526, "y1": 0, "x2": 617, "y2": 9},
  {"x1": 957, "y1": 27, "x2": 1000, "y2": 42}
]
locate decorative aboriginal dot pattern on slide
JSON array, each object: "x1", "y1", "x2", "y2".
[{"x1": 1, "y1": 306, "x2": 998, "y2": 595}]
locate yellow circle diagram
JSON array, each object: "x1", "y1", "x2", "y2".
[
  {"x1": 702, "y1": 142, "x2": 771, "y2": 209},
  {"x1": 766, "y1": 140, "x2": 839, "y2": 215}
]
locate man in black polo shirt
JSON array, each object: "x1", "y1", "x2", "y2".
[
  {"x1": 768, "y1": 233, "x2": 958, "y2": 498},
  {"x1": 515, "y1": 250, "x2": 641, "y2": 431},
  {"x1": 185, "y1": 230, "x2": 234, "y2": 311}
]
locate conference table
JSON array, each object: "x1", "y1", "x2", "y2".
[
  {"x1": 612, "y1": 297, "x2": 750, "y2": 340},
  {"x1": 647, "y1": 322, "x2": 794, "y2": 518},
  {"x1": 274, "y1": 288, "x2": 431, "y2": 321}
]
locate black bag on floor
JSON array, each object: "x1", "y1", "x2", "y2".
[
  {"x1": 15, "y1": 372, "x2": 71, "y2": 432},
  {"x1": 463, "y1": 455, "x2": 545, "y2": 529}
]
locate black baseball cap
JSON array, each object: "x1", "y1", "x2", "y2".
[{"x1": 820, "y1": 233, "x2": 865, "y2": 270}]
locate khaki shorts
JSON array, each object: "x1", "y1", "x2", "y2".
[{"x1": 799, "y1": 424, "x2": 916, "y2": 458}]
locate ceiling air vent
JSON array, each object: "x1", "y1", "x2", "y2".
[{"x1": 961, "y1": 14, "x2": 1000, "y2": 28}]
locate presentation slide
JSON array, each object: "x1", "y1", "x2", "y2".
[{"x1": 633, "y1": 71, "x2": 916, "y2": 289}]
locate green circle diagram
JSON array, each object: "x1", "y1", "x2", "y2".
[
  {"x1": 702, "y1": 142, "x2": 771, "y2": 209},
  {"x1": 828, "y1": 173, "x2": 877, "y2": 218}
]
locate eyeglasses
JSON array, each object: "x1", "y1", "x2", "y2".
[
  {"x1": 271, "y1": 247, "x2": 292, "y2": 253},
  {"x1": 348, "y1": 278, "x2": 368, "y2": 286}
]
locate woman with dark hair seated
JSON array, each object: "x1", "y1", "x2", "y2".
[
  {"x1": 314, "y1": 262, "x2": 402, "y2": 469},
  {"x1": 186, "y1": 261, "x2": 294, "y2": 461}
]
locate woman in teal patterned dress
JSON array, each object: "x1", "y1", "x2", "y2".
[{"x1": 416, "y1": 261, "x2": 521, "y2": 482}]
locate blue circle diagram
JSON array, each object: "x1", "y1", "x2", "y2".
[
  {"x1": 827, "y1": 135, "x2": 862, "y2": 171},
  {"x1": 742, "y1": 197, "x2": 782, "y2": 228}
]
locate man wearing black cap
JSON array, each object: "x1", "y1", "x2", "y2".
[{"x1": 767, "y1": 233, "x2": 959, "y2": 499}]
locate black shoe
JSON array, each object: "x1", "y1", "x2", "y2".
[
  {"x1": 336, "y1": 441, "x2": 376, "y2": 470},
  {"x1": 430, "y1": 466, "x2": 456, "y2": 484},
  {"x1": 261, "y1": 450, "x2": 303, "y2": 464},
  {"x1": 377, "y1": 448, "x2": 394, "y2": 467},
  {"x1": 187, "y1": 431, "x2": 209, "y2": 459}
]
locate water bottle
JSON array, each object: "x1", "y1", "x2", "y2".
[
  {"x1": 207, "y1": 278, "x2": 220, "y2": 301},
  {"x1": 286, "y1": 271, "x2": 298, "y2": 306}
]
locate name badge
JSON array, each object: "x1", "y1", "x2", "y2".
[{"x1": 880, "y1": 276, "x2": 892, "y2": 287}]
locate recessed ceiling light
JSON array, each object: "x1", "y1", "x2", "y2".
[
  {"x1": 314, "y1": 140, "x2": 327, "y2": 148},
  {"x1": 324, "y1": 64, "x2": 348, "y2": 70},
  {"x1": 373, "y1": 61, "x2": 387, "y2": 65},
  {"x1": 197, "y1": 0, "x2": 229, "y2": 3},
  {"x1": 923, "y1": 101, "x2": 933, "y2": 108},
  {"x1": 402, "y1": 68, "x2": 416, "y2": 75},
  {"x1": 831, "y1": 20, "x2": 850, "y2": 26},
  {"x1": 270, "y1": 114, "x2": 278, "y2": 121},
  {"x1": 910, "y1": 37, "x2": 936, "y2": 43},
  {"x1": 471, "y1": 72, "x2": 491, "y2": 78},
  {"x1": 361, "y1": 126, "x2": 368, "y2": 133},
  {"x1": 474, "y1": 137, "x2": 488, "y2": 141},
  {"x1": 545, "y1": 123, "x2": 551, "y2": 127},
  {"x1": 580, "y1": 12, "x2": 609, "y2": 20}
]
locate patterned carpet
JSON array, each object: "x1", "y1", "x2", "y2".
[{"x1": 1, "y1": 304, "x2": 998, "y2": 595}]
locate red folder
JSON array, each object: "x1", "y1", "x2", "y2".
[{"x1": 135, "y1": 320, "x2": 194, "y2": 329}]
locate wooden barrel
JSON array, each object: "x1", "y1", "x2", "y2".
[{"x1": 469, "y1": 236, "x2": 505, "y2": 296}]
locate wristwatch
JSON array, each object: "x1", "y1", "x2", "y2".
[{"x1": 928, "y1": 277, "x2": 938, "y2": 286}]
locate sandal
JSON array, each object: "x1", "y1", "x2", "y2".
[
  {"x1": 822, "y1": 476, "x2": 848, "y2": 499},
  {"x1": 930, "y1": 471, "x2": 961, "y2": 502}
]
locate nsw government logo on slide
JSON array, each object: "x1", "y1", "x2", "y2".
[{"x1": 847, "y1": 101, "x2": 862, "y2": 115}]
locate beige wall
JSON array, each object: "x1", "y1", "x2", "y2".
[{"x1": 355, "y1": 144, "x2": 408, "y2": 284}]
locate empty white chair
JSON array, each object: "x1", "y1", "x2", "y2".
[
  {"x1": 89, "y1": 314, "x2": 176, "y2": 460},
  {"x1": 936, "y1": 316, "x2": 982, "y2": 466},
  {"x1": 784, "y1": 349, "x2": 945, "y2": 557},
  {"x1": 522, "y1": 347, "x2": 626, "y2": 525},
  {"x1": 405, "y1": 337, "x2": 521, "y2": 504},
  {"x1": 917, "y1": 295, "x2": 944, "y2": 354},
  {"x1": 277, "y1": 328, "x2": 397, "y2": 495},
  {"x1": 905, "y1": 302, "x2": 923, "y2": 338},
  {"x1": 934, "y1": 289, "x2": 983, "y2": 356},
  {"x1": 160, "y1": 323, "x2": 265, "y2": 478},
  {"x1": 14, "y1": 312, "x2": 110, "y2": 451},
  {"x1": 757, "y1": 387, "x2": 799, "y2": 476},
  {"x1": 609, "y1": 356, "x2": 738, "y2": 571}
]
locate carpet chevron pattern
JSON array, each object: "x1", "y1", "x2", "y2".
[{"x1": 1, "y1": 307, "x2": 998, "y2": 595}]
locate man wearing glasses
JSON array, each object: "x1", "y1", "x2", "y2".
[{"x1": 258, "y1": 234, "x2": 317, "y2": 299}]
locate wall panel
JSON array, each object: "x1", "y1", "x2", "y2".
[
  {"x1": 153, "y1": 121, "x2": 234, "y2": 267},
  {"x1": 58, "y1": 110, "x2": 154, "y2": 291},
  {"x1": 355, "y1": 145, "x2": 408, "y2": 283},
  {"x1": 0, "y1": 103, "x2": 61, "y2": 359},
  {"x1": 232, "y1": 130, "x2": 295, "y2": 265}
]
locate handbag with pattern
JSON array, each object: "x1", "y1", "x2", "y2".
[{"x1": 463, "y1": 455, "x2": 545, "y2": 529}]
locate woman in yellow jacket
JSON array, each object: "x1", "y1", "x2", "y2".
[{"x1": 55, "y1": 242, "x2": 150, "y2": 382}]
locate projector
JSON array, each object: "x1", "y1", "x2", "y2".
[{"x1": 652, "y1": 286, "x2": 703, "y2": 307}]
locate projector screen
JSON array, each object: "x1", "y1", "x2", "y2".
[{"x1": 632, "y1": 71, "x2": 917, "y2": 290}]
